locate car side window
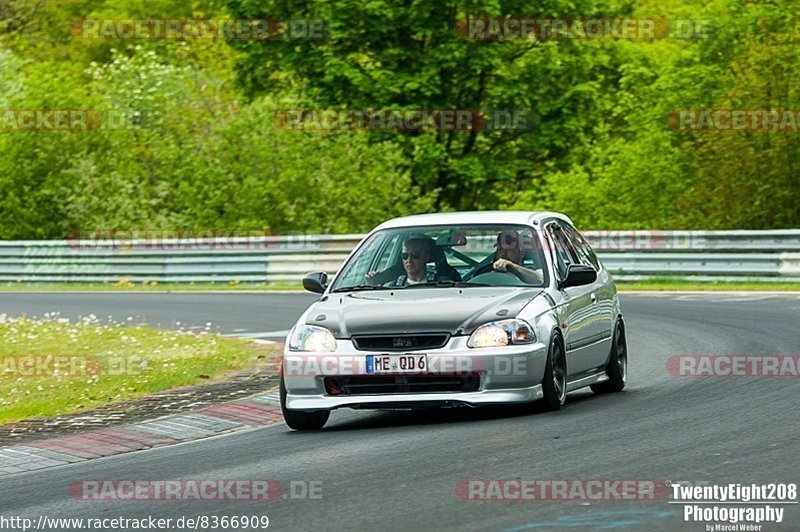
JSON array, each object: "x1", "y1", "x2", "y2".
[
  {"x1": 561, "y1": 223, "x2": 600, "y2": 270},
  {"x1": 335, "y1": 232, "x2": 395, "y2": 286},
  {"x1": 545, "y1": 223, "x2": 577, "y2": 281},
  {"x1": 373, "y1": 234, "x2": 403, "y2": 272}
]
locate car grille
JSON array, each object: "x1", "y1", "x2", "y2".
[
  {"x1": 351, "y1": 333, "x2": 449, "y2": 351},
  {"x1": 324, "y1": 374, "x2": 481, "y2": 396}
]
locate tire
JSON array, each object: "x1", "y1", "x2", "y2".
[
  {"x1": 591, "y1": 318, "x2": 627, "y2": 394},
  {"x1": 541, "y1": 332, "x2": 567, "y2": 410},
  {"x1": 280, "y1": 376, "x2": 330, "y2": 430}
]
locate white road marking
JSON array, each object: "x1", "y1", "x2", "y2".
[
  {"x1": 229, "y1": 330, "x2": 290, "y2": 338},
  {"x1": 672, "y1": 294, "x2": 779, "y2": 302}
]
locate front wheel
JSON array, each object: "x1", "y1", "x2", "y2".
[
  {"x1": 541, "y1": 333, "x2": 567, "y2": 410},
  {"x1": 280, "y1": 376, "x2": 330, "y2": 430},
  {"x1": 591, "y1": 319, "x2": 627, "y2": 394}
]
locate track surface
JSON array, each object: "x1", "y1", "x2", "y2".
[
  {"x1": 0, "y1": 292, "x2": 318, "y2": 338},
  {"x1": 1, "y1": 293, "x2": 799, "y2": 531}
]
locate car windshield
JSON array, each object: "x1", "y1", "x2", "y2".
[{"x1": 331, "y1": 224, "x2": 549, "y2": 292}]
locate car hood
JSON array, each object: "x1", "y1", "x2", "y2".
[{"x1": 305, "y1": 287, "x2": 543, "y2": 337}]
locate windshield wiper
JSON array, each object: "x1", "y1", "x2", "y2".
[
  {"x1": 402, "y1": 280, "x2": 492, "y2": 288},
  {"x1": 335, "y1": 280, "x2": 492, "y2": 292},
  {"x1": 332, "y1": 284, "x2": 390, "y2": 293}
]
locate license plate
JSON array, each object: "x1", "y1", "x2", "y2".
[{"x1": 366, "y1": 354, "x2": 427, "y2": 374}]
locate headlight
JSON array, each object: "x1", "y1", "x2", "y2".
[
  {"x1": 288, "y1": 325, "x2": 337, "y2": 352},
  {"x1": 467, "y1": 319, "x2": 536, "y2": 348}
]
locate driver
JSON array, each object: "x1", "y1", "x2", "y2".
[
  {"x1": 394, "y1": 237, "x2": 433, "y2": 285},
  {"x1": 492, "y1": 231, "x2": 543, "y2": 284}
]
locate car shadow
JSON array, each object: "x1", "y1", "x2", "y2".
[{"x1": 318, "y1": 389, "x2": 606, "y2": 432}]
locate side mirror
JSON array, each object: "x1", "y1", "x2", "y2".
[
  {"x1": 302, "y1": 271, "x2": 328, "y2": 294},
  {"x1": 559, "y1": 264, "x2": 597, "y2": 289}
]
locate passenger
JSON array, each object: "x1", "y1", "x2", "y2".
[{"x1": 492, "y1": 231, "x2": 543, "y2": 284}]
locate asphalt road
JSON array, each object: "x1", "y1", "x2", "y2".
[
  {"x1": 0, "y1": 292, "x2": 319, "y2": 338},
  {"x1": 1, "y1": 292, "x2": 799, "y2": 531}
]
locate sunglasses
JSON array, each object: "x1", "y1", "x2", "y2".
[{"x1": 401, "y1": 252, "x2": 423, "y2": 260}]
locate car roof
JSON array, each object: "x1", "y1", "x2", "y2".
[{"x1": 373, "y1": 211, "x2": 574, "y2": 231}]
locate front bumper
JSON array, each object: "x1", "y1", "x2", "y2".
[{"x1": 282, "y1": 336, "x2": 548, "y2": 411}]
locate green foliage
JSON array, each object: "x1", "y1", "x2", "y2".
[
  {"x1": 0, "y1": 0, "x2": 798, "y2": 237},
  {"x1": 225, "y1": 0, "x2": 632, "y2": 210}
]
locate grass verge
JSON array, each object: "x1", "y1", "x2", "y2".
[
  {"x1": 0, "y1": 315, "x2": 280, "y2": 423},
  {"x1": 616, "y1": 279, "x2": 800, "y2": 291}
]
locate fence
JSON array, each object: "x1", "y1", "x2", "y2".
[{"x1": 0, "y1": 230, "x2": 798, "y2": 283}]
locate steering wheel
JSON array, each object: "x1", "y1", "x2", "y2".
[{"x1": 469, "y1": 270, "x2": 529, "y2": 286}]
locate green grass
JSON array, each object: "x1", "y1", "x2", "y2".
[
  {"x1": 617, "y1": 279, "x2": 800, "y2": 291},
  {"x1": 0, "y1": 316, "x2": 281, "y2": 423}
]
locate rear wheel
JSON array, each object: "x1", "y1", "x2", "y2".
[
  {"x1": 591, "y1": 319, "x2": 627, "y2": 394},
  {"x1": 541, "y1": 333, "x2": 567, "y2": 410},
  {"x1": 280, "y1": 376, "x2": 330, "y2": 430}
]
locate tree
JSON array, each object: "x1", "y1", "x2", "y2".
[{"x1": 225, "y1": 0, "x2": 633, "y2": 211}]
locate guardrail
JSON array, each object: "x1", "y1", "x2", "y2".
[{"x1": 0, "y1": 230, "x2": 799, "y2": 283}]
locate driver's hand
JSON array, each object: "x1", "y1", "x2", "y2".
[
  {"x1": 493, "y1": 259, "x2": 514, "y2": 272},
  {"x1": 365, "y1": 270, "x2": 379, "y2": 285}
]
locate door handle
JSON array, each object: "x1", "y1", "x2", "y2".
[{"x1": 590, "y1": 293, "x2": 597, "y2": 304}]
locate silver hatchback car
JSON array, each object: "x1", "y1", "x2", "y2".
[{"x1": 280, "y1": 211, "x2": 627, "y2": 430}]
